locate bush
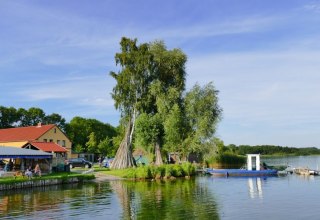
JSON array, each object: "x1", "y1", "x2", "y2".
[
  {"x1": 172, "y1": 164, "x2": 184, "y2": 177},
  {"x1": 125, "y1": 168, "x2": 137, "y2": 178},
  {"x1": 207, "y1": 152, "x2": 246, "y2": 168},
  {"x1": 181, "y1": 162, "x2": 196, "y2": 176},
  {"x1": 164, "y1": 165, "x2": 173, "y2": 178},
  {"x1": 156, "y1": 166, "x2": 166, "y2": 178},
  {"x1": 103, "y1": 163, "x2": 197, "y2": 179}
]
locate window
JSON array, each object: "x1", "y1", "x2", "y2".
[
  {"x1": 49, "y1": 139, "x2": 53, "y2": 142},
  {"x1": 43, "y1": 139, "x2": 47, "y2": 142},
  {"x1": 57, "y1": 140, "x2": 61, "y2": 145},
  {"x1": 54, "y1": 128, "x2": 57, "y2": 133},
  {"x1": 62, "y1": 140, "x2": 66, "y2": 147}
]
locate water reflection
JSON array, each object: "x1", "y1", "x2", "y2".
[
  {"x1": 110, "y1": 178, "x2": 220, "y2": 220},
  {"x1": 0, "y1": 179, "x2": 220, "y2": 220},
  {"x1": 247, "y1": 178, "x2": 263, "y2": 199},
  {"x1": 0, "y1": 182, "x2": 118, "y2": 219}
]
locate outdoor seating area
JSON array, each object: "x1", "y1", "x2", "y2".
[{"x1": 0, "y1": 146, "x2": 53, "y2": 179}]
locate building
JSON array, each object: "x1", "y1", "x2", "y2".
[{"x1": 0, "y1": 123, "x2": 72, "y2": 159}]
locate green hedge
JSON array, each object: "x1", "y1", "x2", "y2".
[
  {"x1": 106, "y1": 163, "x2": 196, "y2": 179},
  {"x1": 207, "y1": 153, "x2": 246, "y2": 168}
]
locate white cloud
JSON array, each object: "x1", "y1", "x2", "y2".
[
  {"x1": 187, "y1": 47, "x2": 320, "y2": 147},
  {"x1": 304, "y1": 3, "x2": 320, "y2": 13}
]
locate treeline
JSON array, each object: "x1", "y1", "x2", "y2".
[
  {"x1": 0, "y1": 106, "x2": 118, "y2": 156},
  {"x1": 227, "y1": 144, "x2": 320, "y2": 156},
  {"x1": 0, "y1": 106, "x2": 66, "y2": 130}
]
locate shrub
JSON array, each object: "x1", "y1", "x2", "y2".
[
  {"x1": 156, "y1": 166, "x2": 166, "y2": 178},
  {"x1": 125, "y1": 168, "x2": 137, "y2": 178},
  {"x1": 181, "y1": 162, "x2": 196, "y2": 176},
  {"x1": 172, "y1": 164, "x2": 184, "y2": 177},
  {"x1": 164, "y1": 165, "x2": 174, "y2": 178},
  {"x1": 207, "y1": 152, "x2": 246, "y2": 168}
]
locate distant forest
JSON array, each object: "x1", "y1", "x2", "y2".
[
  {"x1": 1, "y1": 106, "x2": 319, "y2": 157},
  {"x1": 227, "y1": 144, "x2": 320, "y2": 156}
]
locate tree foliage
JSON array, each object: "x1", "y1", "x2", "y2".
[
  {"x1": 183, "y1": 83, "x2": 222, "y2": 153},
  {"x1": 0, "y1": 106, "x2": 66, "y2": 130},
  {"x1": 109, "y1": 37, "x2": 155, "y2": 169},
  {"x1": 110, "y1": 37, "x2": 222, "y2": 167},
  {"x1": 233, "y1": 144, "x2": 320, "y2": 156},
  {"x1": 65, "y1": 116, "x2": 117, "y2": 154}
]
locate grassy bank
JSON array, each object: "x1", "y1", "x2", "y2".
[
  {"x1": 99, "y1": 163, "x2": 196, "y2": 179},
  {"x1": 206, "y1": 153, "x2": 246, "y2": 169},
  {"x1": 0, "y1": 172, "x2": 95, "y2": 185}
]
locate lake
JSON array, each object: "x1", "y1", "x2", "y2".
[{"x1": 1, "y1": 156, "x2": 320, "y2": 220}]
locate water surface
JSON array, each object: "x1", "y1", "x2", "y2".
[{"x1": 1, "y1": 156, "x2": 320, "y2": 220}]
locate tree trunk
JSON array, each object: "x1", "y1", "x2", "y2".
[
  {"x1": 154, "y1": 138, "x2": 163, "y2": 166},
  {"x1": 110, "y1": 118, "x2": 136, "y2": 169}
]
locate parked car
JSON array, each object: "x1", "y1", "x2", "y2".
[
  {"x1": 0, "y1": 160, "x2": 5, "y2": 166},
  {"x1": 0, "y1": 160, "x2": 6, "y2": 170},
  {"x1": 67, "y1": 158, "x2": 92, "y2": 169},
  {"x1": 102, "y1": 157, "x2": 114, "y2": 168}
]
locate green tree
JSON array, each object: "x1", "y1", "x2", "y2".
[
  {"x1": 97, "y1": 137, "x2": 115, "y2": 157},
  {"x1": 135, "y1": 113, "x2": 163, "y2": 165},
  {"x1": 86, "y1": 132, "x2": 98, "y2": 154},
  {"x1": 0, "y1": 106, "x2": 19, "y2": 128},
  {"x1": 66, "y1": 116, "x2": 117, "y2": 153},
  {"x1": 134, "y1": 41, "x2": 187, "y2": 165},
  {"x1": 110, "y1": 38, "x2": 221, "y2": 167},
  {"x1": 44, "y1": 113, "x2": 66, "y2": 131},
  {"x1": 110, "y1": 37, "x2": 153, "y2": 169},
  {"x1": 183, "y1": 83, "x2": 222, "y2": 157},
  {"x1": 163, "y1": 104, "x2": 184, "y2": 154},
  {"x1": 17, "y1": 107, "x2": 46, "y2": 126},
  {"x1": 74, "y1": 144, "x2": 83, "y2": 154}
]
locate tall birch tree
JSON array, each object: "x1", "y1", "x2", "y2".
[{"x1": 110, "y1": 37, "x2": 153, "y2": 169}]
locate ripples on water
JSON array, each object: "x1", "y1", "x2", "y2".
[
  {"x1": 0, "y1": 179, "x2": 219, "y2": 220},
  {"x1": 1, "y1": 156, "x2": 320, "y2": 220}
]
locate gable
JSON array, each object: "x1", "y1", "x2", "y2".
[{"x1": 25, "y1": 142, "x2": 67, "y2": 153}]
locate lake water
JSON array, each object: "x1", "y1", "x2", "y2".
[{"x1": 1, "y1": 156, "x2": 320, "y2": 220}]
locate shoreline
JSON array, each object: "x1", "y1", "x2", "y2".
[{"x1": 93, "y1": 172, "x2": 123, "y2": 181}]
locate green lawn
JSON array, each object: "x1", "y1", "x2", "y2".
[{"x1": 0, "y1": 171, "x2": 95, "y2": 184}]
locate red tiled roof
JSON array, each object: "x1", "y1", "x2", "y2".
[
  {"x1": 0, "y1": 124, "x2": 55, "y2": 142},
  {"x1": 31, "y1": 142, "x2": 67, "y2": 153}
]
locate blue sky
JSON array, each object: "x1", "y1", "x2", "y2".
[{"x1": 1, "y1": 0, "x2": 320, "y2": 147}]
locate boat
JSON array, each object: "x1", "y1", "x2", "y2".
[
  {"x1": 294, "y1": 167, "x2": 319, "y2": 176},
  {"x1": 206, "y1": 154, "x2": 278, "y2": 177},
  {"x1": 206, "y1": 168, "x2": 278, "y2": 177}
]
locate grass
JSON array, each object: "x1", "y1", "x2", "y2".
[
  {"x1": 98, "y1": 163, "x2": 196, "y2": 179},
  {"x1": 206, "y1": 153, "x2": 246, "y2": 168},
  {"x1": 0, "y1": 172, "x2": 95, "y2": 184}
]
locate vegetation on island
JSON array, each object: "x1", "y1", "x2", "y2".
[
  {"x1": 109, "y1": 37, "x2": 222, "y2": 169},
  {"x1": 101, "y1": 163, "x2": 196, "y2": 179}
]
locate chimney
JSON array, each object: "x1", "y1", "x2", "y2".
[{"x1": 37, "y1": 122, "x2": 42, "y2": 127}]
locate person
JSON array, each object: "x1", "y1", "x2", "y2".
[
  {"x1": 98, "y1": 157, "x2": 102, "y2": 168},
  {"x1": 34, "y1": 164, "x2": 41, "y2": 177},
  {"x1": 25, "y1": 166, "x2": 32, "y2": 179},
  {"x1": 8, "y1": 160, "x2": 13, "y2": 171}
]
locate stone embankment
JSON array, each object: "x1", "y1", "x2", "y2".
[{"x1": 0, "y1": 176, "x2": 93, "y2": 191}]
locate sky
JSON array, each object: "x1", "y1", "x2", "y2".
[{"x1": 1, "y1": 0, "x2": 320, "y2": 147}]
